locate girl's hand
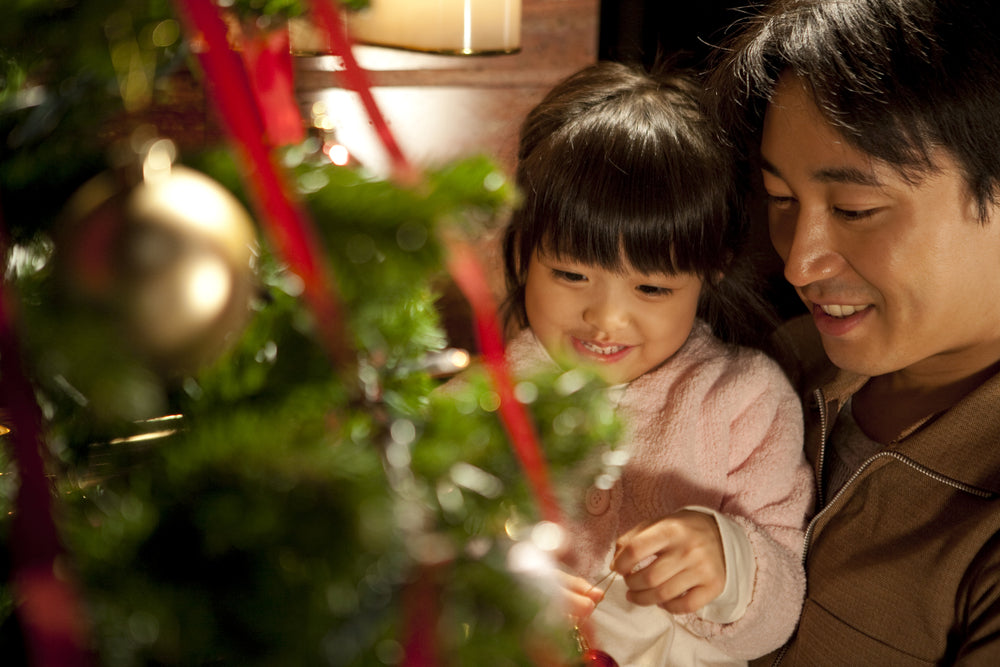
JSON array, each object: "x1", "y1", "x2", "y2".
[
  {"x1": 610, "y1": 509, "x2": 725, "y2": 615},
  {"x1": 557, "y1": 570, "x2": 605, "y2": 621}
]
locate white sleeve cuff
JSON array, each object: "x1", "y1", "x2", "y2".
[{"x1": 682, "y1": 506, "x2": 756, "y2": 624}]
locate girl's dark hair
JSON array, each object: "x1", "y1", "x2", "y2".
[
  {"x1": 708, "y1": 0, "x2": 1000, "y2": 222},
  {"x1": 502, "y1": 60, "x2": 776, "y2": 349}
]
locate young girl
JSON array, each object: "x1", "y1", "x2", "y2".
[{"x1": 501, "y1": 62, "x2": 814, "y2": 665}]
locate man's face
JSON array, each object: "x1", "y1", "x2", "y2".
[{"x1": 760, "y1": 74, "x2": 1000, "y2": 382}]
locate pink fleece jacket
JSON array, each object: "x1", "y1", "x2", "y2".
[{"x1": 505, "y1": 322, "x2": 814, "y2": 659}]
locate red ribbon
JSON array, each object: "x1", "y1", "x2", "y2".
[
  {"x1": 0, "y1": 209, "x2": 90, "y2": 666},
  {"x1": 173, "y1": 0, "x2": 352, "y2": 370},
  {"x1": 304, "y1": 0, "x2": 560, "y2": 522},
  {"x1": 240, "y1": 25, "x2": 306, "y2": 147},
  {"x1": 304, "y1": 0, "x2": 413, "y2": 180},
  {"x1": 176, "y1": 4, "x2": 564, "y2": 663},
  {"x1": 444, "y1": 240, "x2": 562, "y2": 525}
]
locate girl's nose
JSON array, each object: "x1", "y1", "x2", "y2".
[{"x1": 583, "y1": 294, "x2": 629, "y2": 334}]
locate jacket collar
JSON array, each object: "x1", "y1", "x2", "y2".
[{"x1": 816, "y1": 367, "x2": 1000, "y2": 495}]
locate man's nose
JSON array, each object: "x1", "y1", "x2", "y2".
[{"x1": 772, "y1": 211, "x2": 844, "y2": 288}]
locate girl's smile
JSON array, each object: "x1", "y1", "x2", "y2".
[
  {"x1": 524, "y1": 251, "x2": 704, "y2": 385},
  {"x1": 573, "y1": 338, "x2": 631, "y2": 359}
]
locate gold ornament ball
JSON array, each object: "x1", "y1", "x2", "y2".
[{"x1": 57, "y1": 164, "x2": 259, "y2": 377}]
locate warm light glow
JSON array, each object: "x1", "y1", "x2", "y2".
[
  {"x1": 308, "y1": 87, "x2": 483, "y2": 177},
  {"x1": 448, "y1": 348, "x2": 471, "y2": 370},
  {"x1": 345, "y1": 0, "x2": 521, "y2": 54},
  {"x1": 325, "y1": 143, "x2": 350, "y2": 165},
  {"x1": 129, "y1": 165, "x2": 257, "y2": 268},
  {"x1": 463, "y1": 0, "x2": 473, "y2": 53},
  {"x1": 108, "y1": 429, "x2": 177, "y2": 445},
  {"x1": 135, "y1": 252, "x2": 233, "y2": 353},
  {"x1": 186, "y1": 255, "x2": 232, "y2": 321}
]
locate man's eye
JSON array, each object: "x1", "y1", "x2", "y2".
[
  {"x1": 834, "y1": 207, "x2": 878, "y2": 221},
  {"x1": 765, "y1": 194, "x2": 796, "y2": 210},
  {"x1": 637, "y1": 284, "x2": 672, "y2": 296}
]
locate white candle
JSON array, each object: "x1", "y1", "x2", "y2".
[{"x1": 346, "y1": 0, "x2": 522, "y2": 54}]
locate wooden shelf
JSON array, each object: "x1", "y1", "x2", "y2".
[{"x1": 292, "y1": 0, "x2": 599, "y2": 175}]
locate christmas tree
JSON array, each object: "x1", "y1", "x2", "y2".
[{"x1": 0, "y1": 1, "x2": 620, "y2": 665}]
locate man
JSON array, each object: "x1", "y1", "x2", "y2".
[{"x1": 709, "y1": 0, "x2": 1000, "y2": 664}]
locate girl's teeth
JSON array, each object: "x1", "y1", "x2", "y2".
[
  {"x1": 582, "y1": 341, "x2": 626, "y2": 355},
  {"x1": 821, "y1": 304, "x2": 867, "y2": 318}
]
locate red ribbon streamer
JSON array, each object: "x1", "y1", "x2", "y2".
[
  {"x1": 177, "y1": 7, "x2": 563, "y2": 663},
  {"x1": 173, "y1": 0, "x2": 352, "y2": 370},
  {"x1": 240, "y1": 25, "x2": 307, "y2": 147},
  {"x1": 305, "y1": 0, "x2": 413, "y2": 180},
  {"x1": 0, "y1": 210, "x2": 90, "y2": 666},
  {"x1": 445, "y1": 241, "x2": 562, "y2": 525},
  {"x1": 305, "y1": 0, "x2": 560, "y2": 523}
]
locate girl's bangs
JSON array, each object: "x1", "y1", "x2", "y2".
[{"x1": 526, "y1": 133, "x2": 727, "y2": 277}]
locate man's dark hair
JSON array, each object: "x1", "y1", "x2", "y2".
[{"x1": 709, "y1": 0, "x2": 1000, "y2": 221}]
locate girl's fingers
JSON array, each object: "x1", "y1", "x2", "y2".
[
  {"x1": 611, "y1": 521, "x2": 671, "y2": 575},
  {"x1": 625, "y1": 563, "x2": 699, "y2": 605},
  {"x1": 555, "y1": 570, "x2": 606, "y2": 619},
  {"x1": 621, "y1": 546, "x2": 685, "y2": 591},
  {"x1": 557, "y1": 570, "x2": 605, "y2": 603},
  {"x1": 658, "y1": 584, "x2": 719, "y2": 615}
]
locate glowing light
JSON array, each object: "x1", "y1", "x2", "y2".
[
  {"x1": 390, "y1": 419, "x2": 416, "y2": 446},
  {"x1": 513, "y1": 381, "x2": 538, "y2": 404},
  {"x1": 108, "y1": 429, "x2": 178, "y2": 445},
  {"x1": 186, "y1": 255, "x2": 233, "y2": 321},
  {"x1": 531, "y1": 521, "x2": 565, "y2": 552},
  {"x1": 555, "y1": 368, "x2": 589, "y2": 395},
  {"x1": 483, "y1": 170, "x2": 505, "y2": 192},
  {"x1": 478, "y1": 390, "x2": 501, "y2": 413},
  {"x1": 325, "y1": 143, "x2": 350, "y2": 165},
  {"x1": 451, "y1": 462, "x2": 502, "y2": 498},
  {"x1": 507, "y1": 540, "x2": 555, "y2": 576},
  {"x1": 449, "y1": 348, "x2": 471, "y2": 370},
  {"x1": 463, "y1": 0, "x2": 473, "y2": 53},
  {"x1": 151, "y1": 20, "x2": 180, "y2": 47}
]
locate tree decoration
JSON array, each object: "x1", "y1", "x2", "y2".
[
  {"x1": 54, "y1": 138, "x2": 259, "y2": 378},
  {"x1": 0, "y1": 1, "x2": 622, "y2": 665},
  {"x1": 174, "y1": 0, "x2": 354, "y2": 372},
  {"x1": 445, "y1": 238, "x2": 562, "y2": 525},
  {"x1": 303, "y1": 0, "x2": 412, "y2": 180}
]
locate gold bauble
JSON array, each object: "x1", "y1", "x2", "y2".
[{"x1": 57, "y1": 158, "x2": 258, "y2": 377}]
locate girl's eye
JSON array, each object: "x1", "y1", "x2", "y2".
[
  {"x1": 637, "y1": 284, "x2": 672, "y2": 297},
  {"x1": 552, "y1": 269, "x2": 586, "y2": 283}
]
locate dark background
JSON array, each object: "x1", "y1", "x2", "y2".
[
  {"x1": 599, "y1": 0, "x2": 750, "y2": 69},
  {"x1": 597, "y1": 0, "x2": 806, "y2": 322}
]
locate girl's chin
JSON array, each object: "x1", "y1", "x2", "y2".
[{"x1": 573, "y1": 360, "x2": 639, "y2": 385}]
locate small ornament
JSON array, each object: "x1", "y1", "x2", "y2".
[
  {"x1": 581, "y1": 649, "x2": 619, "y2": 667},
  {"x1": 55, "y1": 138, "x2": 259, "y2": 377},
  {"x1": 574, "y1": 571, "x2": 620, "y2": 667}
]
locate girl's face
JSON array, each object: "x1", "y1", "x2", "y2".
[{"x1": 524, "y1": 249, "x2": 703, "y2": 384}]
